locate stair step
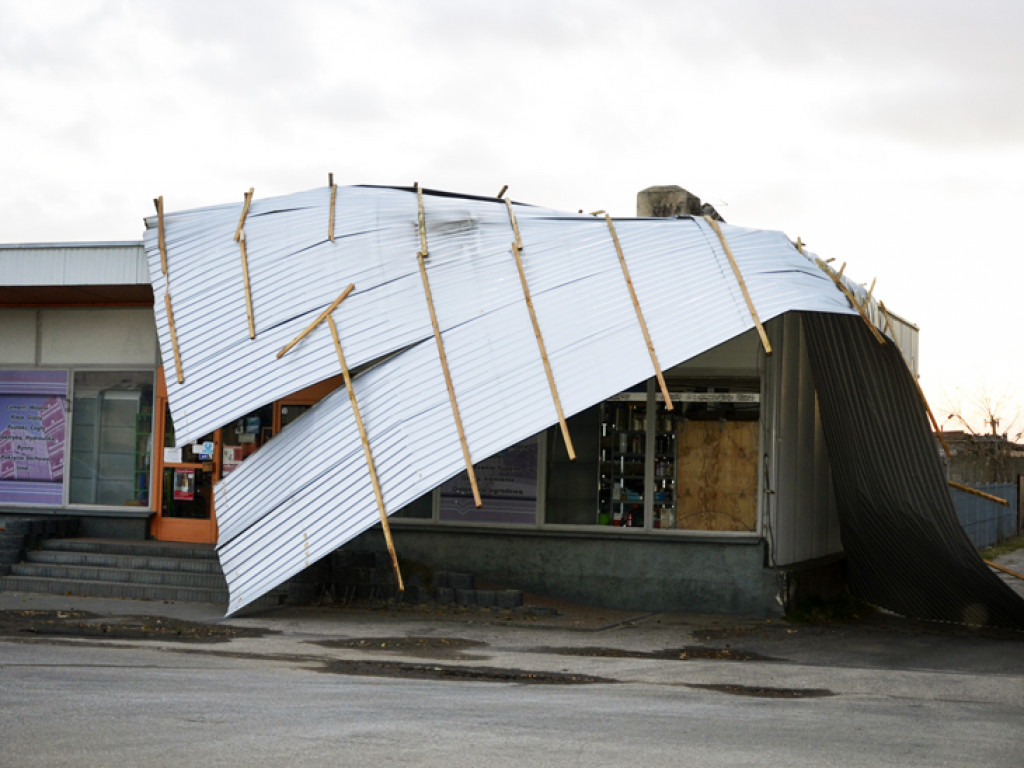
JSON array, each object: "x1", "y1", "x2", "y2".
[
  {"x1": 0, "y1": 574, "x2": 230, "y2": 604},
  {"x1": 40, "y1": 538, "x2": 218, "y2": 561},
  {"x1": 9, "y1": 562, "x2": 227, "y2": 590},
  {"x1": 25, "y1": 549, "x2": 223, "y2": 574}
]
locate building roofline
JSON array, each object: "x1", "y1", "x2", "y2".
[{"x1": 0, "y1": 240, "x2": 143, "y2": 250}]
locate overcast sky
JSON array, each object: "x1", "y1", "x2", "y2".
[{"x1": 2, "y1": 0, "x2": 1022, "y2": 433}]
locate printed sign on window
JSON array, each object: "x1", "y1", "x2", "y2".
[
  {"x1": 173, "y1": 468, "x2": 195, "y2": 500},
  {"x1": 0, "y1": 371, "x2": 68, "y2": 505}
]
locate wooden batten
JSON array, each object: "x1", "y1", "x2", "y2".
[
  {"x1": 703, "y1": 215, "x2": 772, "y2": 356},
  {"x1": 155, "y1": 196, "x2": 168, "y2": 276},
  {"x1": 414, "y1": 197, "x2": 481, "y2": 506},
  {"x1": 506, "y1": 199, "x2": 576, "y2": 460},
  {"x1": 238, "y1": 231, "x2": 256, "y2": 340},
  {"x1": 948, "y1": 480, "x2": 1010, "y2": 507},
  {"x1": 326, "y1": 314, "x2": 404, "y2": 591},
  {"x1": 879, "y1": 301, "x2": 950, "y2": 458},
  {"x1": 415, "y1": 182, "x2": 428, "y2": 258},
  {"x1": 234, "y1": 188, "x2": 254, "y2": 243},
  {"x1": 328, "y1": 182, "x2": 338, "y2": 242},
  {"x1": 815, "y1": 258, "x2": 887, "y2": 346},
  {"x1": 605, "y1": 214, "x2": 673, "y2": 409},
  {"x1": 164, "y1": 292, "x2": 184, "y2": 384},
  {"x1": 276, "y1": 284, "x2": 355, "y2": 359}
]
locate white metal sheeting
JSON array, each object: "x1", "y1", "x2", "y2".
[{"x1": 144, "y1": 185, "x2": 864, "y2": 614}]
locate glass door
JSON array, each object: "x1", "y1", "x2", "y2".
[{"x1": 150, "y1": 371, "x2": 219, "y2": 544}]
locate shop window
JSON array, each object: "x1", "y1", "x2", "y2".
[
  {"x1": 545, "y1": 381, "x2": 759, "y2": 532},
  {"x1": 439, "y1": 436, "x2": 542, "y2": 525},
  {"x1": 220, "y1": 405, "x2": 273, "y2": 474},
  {"x1": 0, "y1": 370, "x2": 68, "y2": 505},
  {"x1": 544, "y1": 405, "x2": 601, "y2": 525},
  {"x1": 393, "y1": 492, "x2": 433, "y2": 519},
  {"x1": 68, "y1": 371, "x2": 153, "y2": 507}
]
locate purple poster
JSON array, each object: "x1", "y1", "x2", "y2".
[
  {"x1": 439, "y1": 437, "x2": 538, "y2": 525},
  {"x1": 0, "y1": 371, "x2": 68, "y2": 505}
]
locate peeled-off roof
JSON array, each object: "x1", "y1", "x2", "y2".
[{"x1": 143, "y1": 184, "x2": 1024, "y2": 626}]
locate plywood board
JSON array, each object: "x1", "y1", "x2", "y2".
[{"x1": 675, "y1": 420, "x2": 758, "y2": 531}]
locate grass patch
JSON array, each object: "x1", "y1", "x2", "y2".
[{"x1": 980, "y1": 534, "x2": 1024, "y2": 560}]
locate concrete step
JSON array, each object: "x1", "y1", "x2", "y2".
[
  {"x1": 0, "y1": 574, "x2": 230, "y2": 604},
  {"x1": 40, "y1": 538, "x2": 218, "y2": 561},
  {"x1": 9, "y1": 562, "x2": 227, "y2": 590},
  {"x1": 25, "y1": 549, "x2": 224, "y2": 575}
]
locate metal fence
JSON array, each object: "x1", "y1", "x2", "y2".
[{"x1": 950, "y1": 482, "x2": 1020, "y2": 549}]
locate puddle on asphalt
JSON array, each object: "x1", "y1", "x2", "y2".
[
  {"x1": 687, "y1": 683, "x2": 835, "y2": 698},
  {"x1": 308, "y1": 636, "x2": 487, "y2": 660},
  {"x1": 537, "y1": 645, "x2": 779, "y2": 662},
  {"x1": 315, "y1": 658, "x2": 615, "y2": 684},
  {"x1": 0, "y1": 609, "x2": 272, "y2": 643}
]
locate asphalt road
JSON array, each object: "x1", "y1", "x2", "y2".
[{"x1": 2, "y1": 600, "x2": 1023, "y2": 768}]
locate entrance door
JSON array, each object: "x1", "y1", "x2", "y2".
[{"x1": 150, "y1": 371, "x2": 219, "y2": 544}]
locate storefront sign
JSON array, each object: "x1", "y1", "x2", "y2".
[
  {"x1": 0, "y1": 371, "x2": 67, "y2": 505},
  {"x1": 439, "y1": 437, "x2": 538, "y2": 525}
]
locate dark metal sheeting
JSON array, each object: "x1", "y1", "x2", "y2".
[{"x1": 802, "y1": 312, "x2": 1024, "y2": 629}]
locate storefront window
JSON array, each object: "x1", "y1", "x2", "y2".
[
  {"x1": 544, "y1": 405, "x2": 600, "y2": 525},
  {"x1": 439, "y1": 436, "x2": 541, "y2": 525},
  {"x1": 545, "y1": 381, "x2": 760, "y2": 533},
  {"x1": 69, "y1": 371, "x2": 153, "y2": 506},
  {"x1": 0, "y1": 370, "x2": 68, "y2": 505},
  {"x1": 220, "y1": 405, "x2": 273, "y2": 475}
]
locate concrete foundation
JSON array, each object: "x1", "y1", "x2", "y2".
[{"x1": 348, "y1": 527, "x2": 783, "y2": 617}]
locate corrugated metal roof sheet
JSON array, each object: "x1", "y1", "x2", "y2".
[
  {"x1": 142, "y1": 185, "x2": 911, "y2": 615},
  {"x1": 802, "y1": 312, "x2": 1024, "y2": 628},
  {"x1": 0, "y1": 242, "x2": 147, "y2": 287}
]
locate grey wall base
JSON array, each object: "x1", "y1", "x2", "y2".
[
  {"x1": 348, "y1": 527, "x2": 783, "y2": 618},
  {"x1": 0, "y1": 507, "x2": 151, "y2": 540}
]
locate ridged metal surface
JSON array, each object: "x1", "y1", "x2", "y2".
[
  {"x1": 802, "y1": 312, "x2": 1024, "y2": 629},
  {"x1": 146, "y1": 185, "x2": 876, "y2": 614},
  {"x1": 0, "y1": 242, "x2": 147, "y2": 286}
]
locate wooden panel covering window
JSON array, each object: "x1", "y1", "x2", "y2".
[{"x1": 675, "y1": 420, "x2": 758, "y2": 531}]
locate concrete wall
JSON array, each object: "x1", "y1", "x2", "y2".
[
  {"x1": 1, "y1": 308, "x2": 159, "y2": 368},
  {"x1": 358, "y1": 527, "x2": 782, "y2": 617}
]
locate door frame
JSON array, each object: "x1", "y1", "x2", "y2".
[{"x1": 150, "y1": 369, "x2": 219, "y2": 544}]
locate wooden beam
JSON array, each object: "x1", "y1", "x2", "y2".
[
  {"x1": 415, "y1": 181, "x2": 481, "y2": 503},
  {"x1": 328, "y1": 182, "x2": 337, "y2": 242},
  {"x1": 417, "y1": 251, "x2": 482, "y2": 507},
  {"x1": 276, "y1": 284, "x2": 355, "y2": 359},
  {"x1": 948, "y1": 481, "x2": 1010, "y2": 507},
  {"x1": 703, "y1": 215, "x2": 772, "y2": 356},
  {"x1": 415, "y1": 182, "x2": 428, "y2": 257},
  {"x1": 327, "y1": 314, "x2": 404, "y2": 591},
  {"x1": 154, "y1": 196, "x2": 168, "y2": 276},
  {"x1": 505, "y1": 199, "x2": 575, "y2": 460},
  {"x1": 814, "y1": 258, "x2": 887, "y2": 346},
  {"x1": 238, "y1": 231, "x2": 256, "y2": 339},
  {"x1": 879, "y1": 301, "x2": 950, "y2": 458},
  {"x1": 605, "y1": 214, "x2": 674, "y2": 408},
  {"x1": 234, "y1": 188, "x2": 253, "y2": 243},
  {"x1": 986, "y1": 560, "x2": 1024, "y2": 581},
  {"x1": 164, "y1": 292, "x2": 184, "y2": 384}
]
